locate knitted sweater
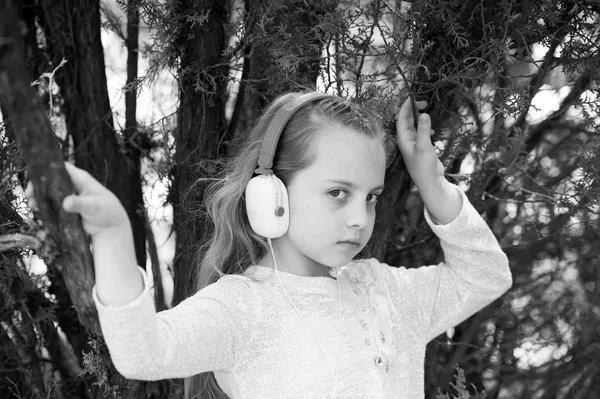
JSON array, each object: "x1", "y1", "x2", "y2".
[{"x1": 94, "y1": 189, "x2": 512, "y2": 399}]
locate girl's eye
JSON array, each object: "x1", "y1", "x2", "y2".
[
  {"x1": 366, "y1": 193, "x2": 380, "y2": 203},
  {"x1": 329, "y1": 189, "x2": 348, "y2": 200}
]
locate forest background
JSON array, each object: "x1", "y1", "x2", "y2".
[{"x1": 0, "y1": 0, "x2": 599, "y2": 398}]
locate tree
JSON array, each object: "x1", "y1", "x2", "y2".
[
  {"x1": 0, "y1": 2, "x2": 107, "y2": 397},
  {"x1": 166, "y1": 0, "x2": 230, "y2": 304}
]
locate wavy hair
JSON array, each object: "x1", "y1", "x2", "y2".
[{"x1": 184, "y1": 92, "x2": 386, "y2": 399}]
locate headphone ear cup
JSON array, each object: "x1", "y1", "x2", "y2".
[{"x1": 245, "y1": 174, "x2": 289, "y2": 238}]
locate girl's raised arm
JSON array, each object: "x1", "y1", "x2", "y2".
[
  {"x1": 388, "y1": 99, "x2": 512, "y2": 340},
  {"x1": 386, "y1": 188, "x2": 512, "y2": 341}
]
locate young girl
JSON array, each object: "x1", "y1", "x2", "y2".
[{"x1": 47, "y1": 92, "x2": 511, "y2": 398}]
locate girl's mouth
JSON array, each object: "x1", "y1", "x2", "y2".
[{"x1": 337, "y1": 241, "x2": 360, "y2": 249}]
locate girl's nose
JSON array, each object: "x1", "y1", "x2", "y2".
[{"x1": 346, "y1": 200, "x2": 369, "y2": 229}]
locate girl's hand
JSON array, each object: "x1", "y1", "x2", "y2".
[
  {"x1": 26, "y1": 162, "x2": 131, "y2": 238},
  {"x1": 395, "y1": 99, "x2": 445, "y2": 190},
  {"x1": 395, "y1": 99, "x2": 462, "y2": 224}
]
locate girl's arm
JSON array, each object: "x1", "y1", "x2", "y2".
[
  {"x1": 390, "y1": 99, "x2": 512, "y2": 341},
  {"x1": 59, "y1": 163, "x2": 144, "y2": 307},
  {"x1": 384, "y1": 187, "x2": 511, "y2": 341},
  {"x1": 94, "y1": 269, "x2": 257, "y2": 379},
  {"x1": 29, "y1": 163, "x2": 250, "y2": 378}
]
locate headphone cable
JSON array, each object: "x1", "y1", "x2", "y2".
[{"x1": 267, "y1": 238, "x2": 342, "y2": 398}]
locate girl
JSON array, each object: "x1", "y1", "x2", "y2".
[{"x1": 41, "y1": 92, "x2": 512, "y2": 398}]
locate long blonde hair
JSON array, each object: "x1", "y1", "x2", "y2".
[{"x1": 184, "y1": 92, "x2": 386, "y2": 399}]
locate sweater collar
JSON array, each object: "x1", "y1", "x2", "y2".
[{"x1": 244, "y1": 265, "x2": 348, "y2": 294}]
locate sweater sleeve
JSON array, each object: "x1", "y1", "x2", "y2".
[
  {"x1": 93, "y1": 269, "x2": 260, "y2": 380},
  {"x1": 384, "y1": 186, "x2": 512, "y2": 342}
]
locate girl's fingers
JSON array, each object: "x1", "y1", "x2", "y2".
[
  {"x1": 396, "y1": 99, "x2": 428, "y2": 132},
  {"x1": 398, "y1": 98, "x2": 427, "y2": 115},
  {"x1": 396, "y1": 101, "x2": 412, "y2": 133},
  {"x1": 394, "y1": 127, "x2": 414, "y2": 154},
  {"x1": 64, "y1": 162, "x2": 102, "y2": 194},
  {"x1": 25, "y1": 182, "x2": 38, "y2": 211},
  {"x1": 63, "y1": 195, "x2": 99, "y2": 216},
  {"x1": 413, "y1": 100, "x2": 428, "y2": 110},
  {"x1": 25, "y1": 182, "x2": 34, "y2": 198},
  {"x1": 416, "y1": 113, "x2": 432, "y2": 149},
  {"x1": 26, "y1": 163, "x2": 96, "y2": 211}
]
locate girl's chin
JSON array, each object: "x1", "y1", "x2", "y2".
[{"x1": 322, "y1": 257, "x2": 354, "y2": 269}]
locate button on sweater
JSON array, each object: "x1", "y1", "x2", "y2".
[{"x1": 94, "y1": 189, "x2": 512, "y2": 398}]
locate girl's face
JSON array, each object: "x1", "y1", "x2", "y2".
[{"x1": 274, "y1": 124, "x2": 386, "y2": 277}]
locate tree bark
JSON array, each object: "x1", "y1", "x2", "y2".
[
  {"x1": 0, "y1": 0, "x2": 100, "y2": 337},
  {"x1": 171, "y1": 0, "x2": 229, "y2": 305},
  {"x1": 0, "y1": 4, "x2": 138, "y2": 397}
]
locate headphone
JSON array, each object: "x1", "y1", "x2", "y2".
[{"x1": 245, "y1": 92, "x2": 332, "y2": 238}]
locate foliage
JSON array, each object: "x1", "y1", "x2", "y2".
[{"x1": 436, "y1": 365, "x2": 487, "y2": 399}]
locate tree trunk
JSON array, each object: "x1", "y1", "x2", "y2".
[
  {"x1": 231, "y1": 0, "x2": 333, "y2": 139},
  {"x1": 36, "y1": 0, "x2": 147, "y2": 268},
  {"x1": 124, "y1": 0, "x2": 167, "y2": 310},
  {"x1": 0, "y1": 3, "x2": 135, "y2": 396},
  {"x1": 0, "y1": 0, "x2": 99, "y2": 338},
  {"x1": 171, "y1": 0, "x2": 229, "y2": 305},
  {"x1": 32, "y1": 0, "x2": 149, "y2": 374}
]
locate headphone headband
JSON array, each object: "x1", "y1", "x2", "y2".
[{"x1": 255, "y1": 92, "x2": 332, "y2": 175}]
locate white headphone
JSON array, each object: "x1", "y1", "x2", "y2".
[{"x1": 245, "y1": 92, "x2": 332, "y2": 238}]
